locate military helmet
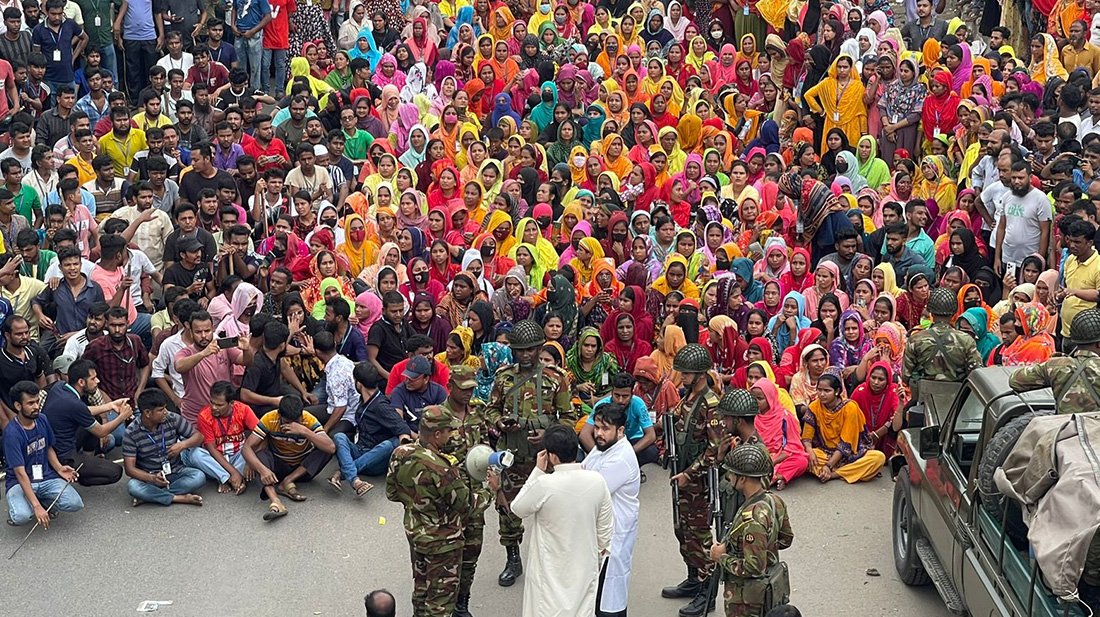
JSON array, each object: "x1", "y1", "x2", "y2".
[
  {"x1": 1070, "y1": 308, "x2": 1100, "y2": 345},
  {"x1": 673, "y1": 343, "x2": 713, "y2": 373},
  {"x1": 717, "y1": 388, "x2": 759, "y2": 417},
  {"x1": 509, "y1": 320, "x2": 546, "y2": 349},
  {"x1": 928, "y1": 288, "x2": 957, "y2": 317},
  {"x1": 727, "y1": 444, "x2": 774, "y2": 478}
]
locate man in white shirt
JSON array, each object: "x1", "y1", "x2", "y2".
[
  {"x1": 150, "y1": 295, "x2": 196, "y2": 411},
  {"x1": 491, "y1": 425, "x2": 613, "y2": 617},
  {"x1": 582, "y1": 402, "x2": 640, "y2": 617},
  {"x1": 993, "y1": 159, "x2": 1052, "y2": 273},
  {"x1": 156, "y1": 31, "x2": 194, "y2": 75},
  {"x1": 61, "y1": 299, "x2": 107, "y2": 358}
]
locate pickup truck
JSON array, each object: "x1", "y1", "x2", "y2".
[{"x1": 891, "y1": 366, "x2": 1087, "y2": 617}]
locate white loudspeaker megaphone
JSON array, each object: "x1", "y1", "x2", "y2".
[{"x1": 466, "y1": 444, "x2": 515, "y2": 482}]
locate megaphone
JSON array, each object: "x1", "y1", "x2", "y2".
[{"x1": 466, "y1": 444, "x2": 514, "y2": 482}]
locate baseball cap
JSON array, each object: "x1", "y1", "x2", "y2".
[
  {"x1": 179, "y1": 237, "x2": 203, "y2": 253},
  {"x1": 402, "y1": 355, "x2": 432, "y2": 378},
  {"x1": 449, "y1": 366, "x2": 477, "y2": 390},
  {"x1": 52, "y1": 354, "x2": 76, "y2": 375}
]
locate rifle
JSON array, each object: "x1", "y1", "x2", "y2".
[
  {"x1": 662, "y1": 412, "x2": 680, "y2": 530},
  {"x1": 705, "y1": 466, "x2": 728, "y2": 610}
]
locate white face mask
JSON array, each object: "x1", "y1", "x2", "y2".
[{"x1": 573, "y1": 155, "x2": 586, "y2": 167}]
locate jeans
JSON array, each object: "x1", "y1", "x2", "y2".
[
  {"x1": 261, "y1": 48, "x2": 288, "y2": 94},
  {"x1": 235, "y1": 32, "x2": 263, "y2": 92},
  {"x1": 126, "y1": 466, "x2": 206, "y2": 505},
  {"x1": 7, "y1": 478, "x2": 84, "y2": 525},
  {"x1": 45, "y1": 81, "x2": 75, "y2": 107},
  {"x1": 334, "y1": 434, "x2": 398, "y2": 481},
  {"x1": 129, "y1": 311, "x2": 152, "y2": 349},
  {"x1": 122, "y1": 39, "x2": 158, "y2": 103},
  {"x1": 182, "y1": 447, "x2": 245, "y2": 484},
  {"x1": 100, "y1": 411, "x2": 125, "y2": 453},
  {"x1": 96, "y1": 44, "x2": 118, "y2": 82}
]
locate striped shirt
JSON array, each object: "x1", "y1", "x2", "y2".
[
  {"x1": 122, "y1": 412, "x2": 194, "y2": 474},
  {"x1": 254, "y1": 410, "x2": 323, "y2": 466}
]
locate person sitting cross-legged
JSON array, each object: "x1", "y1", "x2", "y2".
[
  {"x1": 4, "y1": 381, "x2": 83, "y2": 526},
  {"x1": 122, "y1": 389, "x2": 208, "y2": 507},
  {"x1": 194, "y1": 380, "x2": 259, "y2": 494}
]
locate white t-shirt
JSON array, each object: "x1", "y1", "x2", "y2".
[
  {"x1": 157, "y1": 52, "x2": 194, "y2": 75},
  {"x1": 993, "y1": 187, "x2": 1052, "y2": 266}
]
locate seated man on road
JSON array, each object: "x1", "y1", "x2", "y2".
[
  {"x1": 384, "y1": 334, "x2": 450, "y2": 395},
  {"x1": 241, "y1": 395, "x2": 335, "y2": 521},
  {"x1": 122, "y1": 389, "x2": 208, "y2": 507},
  {"x1": 329, "y1": 362, "x2": 412, "y2": 497},
  {"x1": 579, "y1": 372, "x2": 658, "y2": 469},
  {"x1": 4, "y1": 381, "x2": 83, "y2": 526},
  {"x1": 195, "y1": 380, "x2": 258, "y2": 494},
  {"x1": 389, "y1": 355, "x2": 448, "y2": 434}
]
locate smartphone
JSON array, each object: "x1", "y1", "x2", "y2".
[
  {"x1": 216, "y1": 336, "x2": 239, "y2": 349},
  {"x1": 1006, "y1": 264, "x2": 1017, "y2": 280}
]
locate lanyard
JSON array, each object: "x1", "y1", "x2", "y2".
[
  {"x1": 143, "y1": 424, "x2": 166, "y2": 458},
  {"x1": 214, "y1": 413, "x2": 233, "y2": 438}
]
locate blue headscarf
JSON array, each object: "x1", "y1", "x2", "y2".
[
  {"x1": 731, "y1": 258, "x2": 763, "y2": 303},
  {"x1": 348, "y1": 27, "x2": 382, "y2": 71},
  {"x1": 766, "y1": 291, "x2": 812, "y2": 354},
  {"x1": 489, "y1": 93, "x2": 521, "y2": 129},
  {"x1": 529, "y1": 82, "x2": 558, "y2": 131},
  {"x1": 582, "y1": 103, "x2": 606, "y2": 147},
  {"x1": 446, "y1": 6, "x2": 481, "y2": 48},
  {"x1": 745, "y1": 119, "x2": 780, "y2": 154}
]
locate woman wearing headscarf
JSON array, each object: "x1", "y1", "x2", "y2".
[
  {"x1": 801, "y1": 372, "x2": 886, "y2": 483},
  {"x1": 566, "y1": 326, "x2": 620, "y2": 402},
  {"x1": 492, "y1": 266, "x2": 534, "y2": 323},
  {"x1": 1000, "y1": 303, "x2": 1055, "y2": 366},
  {"x1": 895, "y1": 267, "x2": 932, "y2": 330},
  {"x1": 338, "y1": 214, "x2": 376, "y2": 278},
  {"x1": 802, "y1": 261, "x2": 850, "y2": 320},
  {"x1": 850, "y1": 360, "x2": 903, "y2": 457},
  {"x1": 707, "y1": 314, "x2": 749, "y2": 383},
  {"x1": 435, "y1": 325, "x2": 482, "y2": 372},
  {"x1": 803, "y1": 53, "x2": 869, "y2": 150},
  {"x1": 878, "y1": 57, "x2": 925, "y2": 165},
  {"x1": 957, "y1": 306, "x2": 1001, "y2": 364},
  {"x1": 855, "y1": 136, "x2": 891, "y2": 190},
  {"x1": 752, "y1": 378, "x2": 810, "y2": 489},
  {"x1": 766, "y1": 290, "x2": 813, "y2": 356},
  {"x1": 920, "y1": 71, "x2": 960, "y2": 154},
  {"x1": 402, "y1": 292, "x2": 453, "y2": 353},
  {"x1": 1029, "y1": 33, "x2": 1069, "y2": 85},
  {"x1": 603, "y1": 313, "x2": 652, "y2": 375}
]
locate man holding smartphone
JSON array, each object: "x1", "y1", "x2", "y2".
[{"x1": 173, "y1": 309, "x2": 253, "y2": 425}]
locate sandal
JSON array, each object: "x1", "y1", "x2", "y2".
[
  {"x1": 276, "y1": 482, "x2": 307, "y2": 502},
  {"x1": 263, "y1": 503, "x2": 288, "y2": 521},
  {"x1": 352, "y1": 479, "x2": 374, "y2": 497},
  {"x1": 327, "y1": 473, "x2": 343, "y2": 492},
  {"x1": 774, "y1": 477, "x2": 787, "y2": 491}
]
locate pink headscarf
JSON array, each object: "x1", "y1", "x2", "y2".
[{"x1": 355, "y1": 291, "x2": 383, "y2": 338}]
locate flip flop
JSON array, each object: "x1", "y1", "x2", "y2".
[
  {"x1": 352, "y1": 479, "x2": 374, "y2": 498},
  {"x1": 263, "y1": 503, "x2": 288, "y2": 521},
  {"x1": 327, "y1": 474, "x2": 343, "y2": 492},
  {"x1": 276, "y1": 483, "x2": 307, "y2": 502}
]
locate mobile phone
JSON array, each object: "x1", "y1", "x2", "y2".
[
  {"x1": 1006, "y1": 264, "x2": 1017, "y2": 280},
  {"x1": 216, "y1": 336, "x2": 239, "y2": 349}
]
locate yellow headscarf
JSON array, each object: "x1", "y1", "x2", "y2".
[
  {"x1": 685, "y1": 35, "x2": 715, "y2": 70},
  {"x1": 1029, "y1": 33, "x2": 1068, "y2": 85},
  {"x1": 569, "y1": 237, "x2": 606, "y2": 286}
]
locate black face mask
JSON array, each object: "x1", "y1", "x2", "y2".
[
  {"x1": 571, "y1": 239, "x2": 581, "y2": 251},
  {"x1": 715, "y1": 258, "x2": 731, "y2": 271},
  {"x1": 413, "y1": 271, "x2": 428, "y2": 284},
  {"x1": 541, "y1": 91, "x2": 554, "y2": 103},
  {"x1": 322, "y1": 218, "x2": 338, "y2": 227},
  {"x1": 964, "y1": 299, "x2": 981, "y2": 309},
  {"x1": 536, "y1": 217, "x2": 551, "y2": 229},
  {"x1": 611, "y1": 232, "x2": 628, "y2": 242},
  {"x1": 848, "y1": 19, "x2": 862, "y2": 32},
  {"x1": 481, "y1": 246, "x2": 495, "y2": 259}
]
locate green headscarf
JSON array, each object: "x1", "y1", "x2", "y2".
[
  {"x1": 856, "y1": 135, "x2": 891, "y2": 190},
  {"x1": 959, "y1": 307, "x2": 1000, "y2": 363},
  {"x1": 311, "y1": 277, "x2": 355, "y2": 319},
  {"x1": 564, "y1": 326, "x2": 619, "y2": 396}
]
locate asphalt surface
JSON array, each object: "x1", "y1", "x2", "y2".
[{"x1": 0, "y1": 456, "x2": 951, "y2": 617}]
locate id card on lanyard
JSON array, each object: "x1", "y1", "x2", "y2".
[{"x1": 144, "y1": 425, "x2": 171, "y2": 475}]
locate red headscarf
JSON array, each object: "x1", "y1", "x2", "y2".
[
  {"x1": 849, "y1": 360, "x2": 901, "y2": 455},
  {"x1": 921, "y1": 70, "x2": 960, "y2": 140},
  {"x1": 603, "y1": 313, "x2": 653, "y2": 374}
]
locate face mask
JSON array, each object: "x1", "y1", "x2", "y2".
[
  {"x1": 413, "y1": 271, "x2": 429, "y2": 284},
  {"x1": 573, "y1": 155, "x2": 586, "y2": 167},
  {"x1": 540, "y1": 3, "x2": 550, "y2": 12},
  {"x1": 571, "y1": 239, "x2": 581, "y2": 251},
  {"x1": 715, "y1": 258, "x2": 730, "y2": 271},
  {"x1": 480, "y1": 245, "x2": 495, "y2": 258},
  {"x1": 555, "y1": 15, "x2": 566, "y2": 24},
  {"x1": 964, "y1": 299, "x2": 981, "y2": 309},
  {"x1": 711, "y1": 29, "x2": 722, "y2": 39},
  {"x1": 611, "y1": 231, "x2": 627, "y2": 242},
  {"x1": 536, "y1": 217, "x2": 551, "y2": 229},
  {"x1": 322, "y1": 218, "x2": 337, "y2": 227},
  {"x1": 444, "y1": 112, "x2": 458, "y2": 122},
  {"x1": 349, "y1": 229, "x2": 366, "y2": 242},
  {"x1": 849, "y1": 19, "x2": 862, "y2": 31},
  {"x1": 542, "y1": 91, "x2": 554, "y2": 103}
]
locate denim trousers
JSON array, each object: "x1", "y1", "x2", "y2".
[
  {"x1": 261, "y1": 48, "x2": 288, "y2": 94},
  {"x1": 7, "y1": 478, "x2": 84, "y2": 524},
  {"x1": 235, "y1": 33, "x2": 264, "y2": 92},
  {"x1": 96, "y1": 44, "x2": 118, "y2": 82},
  {"x1": 126, "y1": 466, "x2": 206, "y2": 505},
  {"x1": 129, "y1": 311, "x2": 152, "y2": 349},
  {"x1": 182, "y1": 447, "x2": 245, "y2": 484},
  {"x1": 334, "y1": 434, "x2": 398, "y2": 481}
]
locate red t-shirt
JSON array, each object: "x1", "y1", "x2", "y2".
[
  {"x1": 263, "y1": 0, "x2": 296, "y2": 50},
  {"x1": 196, "y1": 401, "x2": 259, "y2": 457},
  {"x1": 244, "y1": 137, "x2": 291, "y2": 172},
  {"x1": 186, "y1": 62, "x2": 230, "y2": 92},
  {"x1": 0, "y1": 59, "x2": 14, "y2": 120},
  {"x1": 384, "y1": 358, "x2": 451, "y2": 395}
]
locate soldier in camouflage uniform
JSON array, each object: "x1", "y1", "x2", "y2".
[
  {"x1": 484, "y1": 320, "x2": 577, "y2": 587},
  {"x1": 1010, "y1": 308, "x2": 1100, "y2": 414},
  {"x1": 711, "y1": 445, "x2": 794, "y2": 617},
  {"x1": 903, "y1": 288, "x2": 983, "y2": 399},
  {"x1": 437, "y1": 366, "x2": 490, "y2": 617},
  {"x1": 663, "y1": 344, "x2": 724, "y2": 617},
  {"x1": 385, "y1": 406, "x2": 470, "y2": 617}
]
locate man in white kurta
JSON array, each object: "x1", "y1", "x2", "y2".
[
  {"x1": 504, "y1": 424, "x2": 614, "y2": 617},
  {"x1": 583, "y1": 402, "x2": 641, "y2": 617}
]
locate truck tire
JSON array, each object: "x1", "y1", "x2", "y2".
[
  {"x1": 976, "y1": 410, "x2": 1052, "y2": 545},
  {"x1": 893, "y1": 466, "x2": 931, "y2": 586}
]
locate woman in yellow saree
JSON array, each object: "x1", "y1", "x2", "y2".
[
  {"x1": 801, "y1": 373, "x2": 886, "y2": 483},
  {"x1": 913, "y1": 155, "x2": 957, "y2": 211},
  {"x1": 802, "y1": 54, "x2": 867, "y2": 153},
  {"x1": 569, "y1": 237, "x2": 605, "y2": 286},
  {"x1": 1029, "y1": 32, "x2": 1068, "y2": 85}
]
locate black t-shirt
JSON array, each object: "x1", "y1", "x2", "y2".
[
  {"x1": 0, "y1": 343, "x2": 48, "y2": 408},
  {"x1": 240, "y1": 350, "x2": 283, "y2": 415},
  {"x1": 41, "y1": 381, "x2": 96, "y2": 460},
  {"x1": 366, "y1": 319, "x2": 405, "y2": 371},
  {"x1": 179, "y1": 168, "x2": 232, "y2": 205},
  {"x1": 163, "y1": 262, "x2": 211, "y2": 299}
]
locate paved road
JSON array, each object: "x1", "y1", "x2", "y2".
[{"x1": 0, "y1": 462, "x2": 950, "y2": 616}]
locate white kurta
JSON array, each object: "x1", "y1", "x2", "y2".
[
  {"x1": 582, "y1": 437, "x2": 641, "y2": 613},
  {"x1": 511, "y1": 463, "x2": 614, "y2": 617}
]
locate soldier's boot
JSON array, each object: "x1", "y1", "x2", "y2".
[
  {"x1": 677, "y1": 580, "x2": 717, "y2": 617},
  {"x1": 661, "y1": 567, "x2": 701, "y2": 599},
  {"x1": 452, "y1": 593, "x2": 474, "y2": 617},
  {"x1": 497, "y1": 545, "x2": 523, "y2": 587}
]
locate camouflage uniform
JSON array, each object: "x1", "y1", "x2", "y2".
[
  {"x1": 903, "y1": 322, "x2": 983, "y2": 398},
  {"x1": 672, "y1": 387, "x2": 723, "y2": 577},
  {"x1": 438, "y1": 390, "x2": 493, "y2": 598},
  {"x1": 484, "y1": 363, "x2": 576, "y2": 546},
  {"x1": 1009, "y1": 350, "x2": 1100, "y2": 414},
  {"x1": 717, "y1": 492, "x2": 794, "y2": 617},
  {"x1": 385, "y1": 408, "x2": 470, "y2": 617}
]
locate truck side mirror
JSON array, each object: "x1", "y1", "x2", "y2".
[
  {"x1": 907, "y1": 401, "x2": 926, "y2": 428},
  {"x1": 918, "y1": 425, "x2": 942, "y2": 459}
]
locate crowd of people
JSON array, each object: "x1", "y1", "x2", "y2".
[{"x1": 1, "y1": 0, "x2": 1099, "y2": 612}]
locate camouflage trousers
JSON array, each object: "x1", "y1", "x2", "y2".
[
  {"x1": 410, "y1": 547, "x2": 462, "y2": 617},
  {"x1": 459, "y1": 508, "x2": 486, "y2": 596},
  {"x1": 497, "y1": 461, "x2": 535, "y2": 546},
  {"x1": 674, "y1": 478, "x2": 714, "y2": 577},
  {"x1": 722, "y1": 593, "x2": 764, "y2": 617}
]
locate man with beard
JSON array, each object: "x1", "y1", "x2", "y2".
[
  {"x1": 484, "y1": 320, "x2": 576, "y2": 588},
  {"x1": 4, "y1": 380, "x2": 84, "y2": 527},
  {"x1": 993, "y1": 160, "x2": 1053, "y2": 275},
  {"x1": 97, "y1": 107, "x2": 146, "y2": 178},
  {"x1": 184, "y1": 46, "x2": 230, "y2": 93},
  {"x1": 366, "y1": 291, "x2": 409, "y2": 380},
  {"x1": 173, "y1": 309, "x2": 253, "y2": 425},
  {"x1": 0, "y1": 314, "x2": 49, "y2": 425},
  {"x1": 903, "y1": 200, "x2": 936, "y2": 268},
  {"x1": 180, "y1": 142, "x2": 233, "y2": 205},
  {"x1": 174, "y1": 100, "x2": 207, "y2": 151},
  {"x1": 222, "y1": 106, "x2": 256, "y2": 149},
  {"x1": 244, "y1": 113, "x2": 290, "y2": 173},
  {"x1": 75, "y1": 68, "x2": 109, "y2": 127},
  {"x1": 61, "y1": 300, "x2": 108, "y2": 363},
  {"x1": 582, "y1": 402, "x2": 641, "y2": 617},
  {"x1": 81, "y1": 306, "x2": 149, "y2": 404},
  {"x1": 880, "y1": 223, "x2": 924, "y2": 283},
  {"x1": 275, "y1": 96, "x2": 309, "y2": 151}
]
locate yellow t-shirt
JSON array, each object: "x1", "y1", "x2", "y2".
[
  {"x1": 1062, "y1": 250, "x2": 1100, "y2": 336},
  {"x1": 97, "y1": 129, "x2": 147, "y2": 177},
  {"x1": 254, "y1": 410, "x2": 324, "y2": 465},
  {"x1": 66, "y1": 155, "x2": 96, "y2": 185}
]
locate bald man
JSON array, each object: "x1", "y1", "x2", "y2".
[{"x1": 364, "y1": 590, "x2": 395, "y2": 617}]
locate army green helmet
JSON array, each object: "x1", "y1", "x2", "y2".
[
  {"x1": 509, "y1": 320, "x2": 547, "y2": 349},
  {"x1": 928, "y1": 288, "x2": 957, "y2": 317},
  {"x1": 728, "y1": 444, "x2": 774, "y2": 478},
  {"x1": 1070, "y1": 308, "x2": 1100, "y2": 345},
  {"x1": 717, "y1": 388, "x2": 759, "y2": 417},
  {"x1": 673, "y1": 343, "x2": 713, "y2": 373}
]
